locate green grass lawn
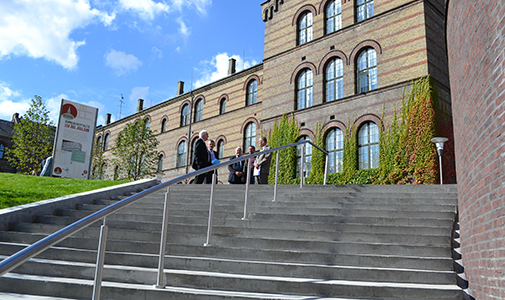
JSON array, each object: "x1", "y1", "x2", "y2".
[{"x1": 0, "y1": 173, "x2": 130, "y2": 209}]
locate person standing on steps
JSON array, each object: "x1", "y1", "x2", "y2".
[
  {"x1": 228, "y1": 147, "x2": 246, "y2": 184},
  {"x1": 254, "y1": 137, "x2": 272, "y2": 184},
  {"x1": 192, "y1": 130, "x2": 211, "y2": 184}
]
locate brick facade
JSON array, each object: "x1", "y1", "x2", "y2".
[
  {"x1": 447, "y1": 1, "x2": 505, "y2": 299},
  {"x1": 98, "y1": 0, "x2": 452, "y2": 183}
]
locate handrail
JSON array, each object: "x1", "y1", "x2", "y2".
[{"x1": 0, "y1": 139, "x2": 328, "y2": 290}]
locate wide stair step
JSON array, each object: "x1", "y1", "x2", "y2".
[{"x1": 0, "y1": 184, "x2": 464, "y2": 299}]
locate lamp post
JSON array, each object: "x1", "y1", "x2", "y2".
[{"x1": 430, "y1": 137, "x2": 448, "y2": 185}]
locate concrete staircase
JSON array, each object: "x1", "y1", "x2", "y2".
[{"x1": 0, "y1": 184, "x2": 464, "y2": 299}]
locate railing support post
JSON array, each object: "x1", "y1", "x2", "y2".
[
  {"x1": 92, "y1": 217, "x2": 108, "y2": 300},
  {"x1": 242, "y1": 159, "x2": 251, "y2": 220},
  {"x1": 300, "y1": 144, "x2": 305, "y2": 188},
  {"x1": 324, "y1": 154, "x2": 329, "y2": 185},
  {"x1": 155, "y1": 187, "x2": 170, "y2": 288},
  {"x1": 204, "y1": 172, "x2": 217, "y2": 246},
  {"x1": 273, "y1": 151, "x2": 280, "y2": 202}
]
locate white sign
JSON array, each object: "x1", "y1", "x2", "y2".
[{"x1": 52, "y1": 99, "x2": 98, "y2": 179}]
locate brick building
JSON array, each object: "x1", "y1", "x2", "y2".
[
  {"x1": 97, "y1": 0, "x2": 451, "y2": 182},
  {"x1": 0, "y1": 114, "x2": 20, "y2": 173}
]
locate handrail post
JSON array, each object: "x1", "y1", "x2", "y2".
[
  {"x1": 155, "y1": 187, "x2": 170, "y2": 288},
  {"x1": 92, "y1": 217, "x2": 108, "y2": 300},
  {"x1": 324, "y1": 154, "x2": 329, "y2": 185},
  {"x1": 273, "y1": 151, "x2": 280, "y2": 202},
  {"x1": 204, "y1": 173, "x2": 217, "y2": 246},
  {"x1": 300, "y1": 144, "x2": 305, "y2": 188},
  {"x1": 242, "y1": 159, "x2": 251, "y2": 220}
]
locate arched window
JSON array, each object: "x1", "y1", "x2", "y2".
[
  {"x1": 217, "y1": 140, "x2": 224, "y2": 159},
  {"x1": 357, "y1": 0, "x2": 374, "y2": 22},
  {"x1": 247, "y1": 80, "x2": 257, "y2": 106},
  {"x1": 326, "y1": 128, "x2": 344, "y2": 173},
  {"x1": 161, "y1": 118, "x2": 167, "y2": 133},
  {"x1": 158, "y1": 154, "x2": 164, "y2": 172},
  {"x1": 326, "y1": 58, "x2": 344, "y2": 102},
  {"x1": 194, "y1": 100, "x2": 203, "y2": 122},
  {"x1": 103, "y1": 133, "x2": 110, "y2": 151},
  {"x1": 358, "y1": 122, "x2": 379, "y2": 169},
  {"x1": 357, "y1": 48, "x2": 377, "y2": 93},
  {"x1": 0, "y1": 143, "x2": 4, "y2": 159},
  {"x1": 326, "y1": 0, "x2": 342, "y2": 34},
  {"x1": 96, "y1": 136, "x2": 102, "y2": 150},
  {"x1": 298, "y1": 12, "x2": 313, "y2": 45},
  {"x1": 181, "y1": 104, "x2": 189, "y2": 126},
  {"x1": 220, "y1": 98, "x2": 226, "y2": 114},
  {"x1": 244, "y1": 123, "x2": 256, "y2": 151},
  {"x1": 177, "y1": 141, "x2": 187, "y2": 168},
  {"x1": 297, "y1": 69, "x2": 313, "y2": 110},
  {"x1": 296, "y1": 136, "x2": 312, "y2": 178},
  {"x1": 144, "y1": 118, "x2": 150, "y2": 129}
]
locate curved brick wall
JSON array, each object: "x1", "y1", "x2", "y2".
[{"x1": 447, "y1": 1, "x2": 505, "y2": 299}]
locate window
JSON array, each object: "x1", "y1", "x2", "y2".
[
  {"x1": 296, "y1": 136, "x2": 312, "y2": 178},
  {"x1": 357, "y1": 0, "x2": 374, "y2": 22},
  {"x1": 326, "y1": 58, "x2": 344, "y2": 102},
  {"x1": 161, "y1": 119, "x2": 167, "y2": 133},
  {"x1": 177, "y1": 141, "x2": 187, "y2": 168},
  {"x1": 145, "y1": 118, "x2": 150, "y2": 129},
  {"x1": 0, "y1": 143, "x2": 4, "y2": 159},
  {"x1": 103, "y1": 134, "x2": 110, "y2": 151},
  {"x1": 96, "y1": 136, "x2": 102, "y2": 150},
  {"x1": 181, "y1": 104, "x2": 189, "y2": 126},
  {"x1": 220, "y1": 98, "x2": 226, "y2": 114},
  {"x1": 298, "y1": 12, "x2": 313, "y2": 45},
  {"x1": 326, "y1": 128, "x2": 344, "y2": 173},
  {"x1": 194, "y1": 100, "x2": 203, "y2": 122},
  {"x1": 297, "y1": 69, "x2": 313, "y2": 110},
  {"x1": 217, "y1": 140, "x2": 224, "y2": 159},
  {"x1": 158, "y1": 154, "x2": 164, "y2": 172},
  {"x1": 244, "y1": 123, "x2": 256, "y2": 151},
  {"x1": 358, "y1": 122, "x2": 379, "y2": 169},
  {"x1": 247, "y1": 80, "x2": 257, "y2": 106},
  {"x1": 326, "y1": 0, "x2": 342, "y2": 34},
  {"x1": 357, "y1": 48, "x2": 377, "y2": 93}
]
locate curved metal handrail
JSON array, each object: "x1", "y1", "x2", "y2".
[{"x1": 0, "y1": 140, "x2": 328, "y2": 294}]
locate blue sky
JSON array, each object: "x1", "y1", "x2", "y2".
[{"x1": 0, "y1": 0, "x2": 265, "y2": 126}]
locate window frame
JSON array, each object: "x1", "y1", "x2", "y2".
[
  {"x1": 161, "y1": 118, "x2": 167, "y2": 133},
  {"x1": 296, "y1": 136, "x2": 312, "y2": 178},
  {"x1": 177, "y1": 141, "x2": 187, "y2": 168},
  {"x1": 158, "y1": 154, "x2": 164, "y2": 172},
  {"x1": 326, "y1": 128, "x2": 344, "y2": 173},
  {"x1": 296, "y1": 69, "x2": 314, "y2": 110},
  {"x1": 217, "y1": 140, "x2": 224, "y2": 159},
  {"x1": 358, "y1": 122, "x2": 379, "y2": 169},
  {"x1": 243, "y1": 122, "x2": 256, "y2": 151},
  {"x1": 103, "y1": 133, "x2": 110, "y2": 151},
  {"x1": 0, "y1": 143, "x2": 4, "y2": 159},
  {"x1": 180, "y1": 104, "x2": 189, "y2": 127},
  {"x1": 194, "y1": 99, "x2": 203, "y2": 122},
  {"x1": 325, "y1": 58, "x2": 344, "y2": 102},
  {"x1": 325, "y1": 0, "x2": 342, "y2": 34},
  {"x1": 357, "y1": 48, "x2": 378, "y2": 93},
  {"x1": 220, "y1": 98, "x2": 226, "y2": 115},
  {"x1": 356, "y1": 0, "x2": 374, "y2": 22},
  {"x1": 246, "y1": 80, "x2": 258, "y2": 106},
  {"x1": 298, "y1": 11, "x2": 313, "y2": 45}
]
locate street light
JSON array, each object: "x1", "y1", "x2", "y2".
[{"x1": 431, "y1": 137, "x2": 448, "y2": 185}]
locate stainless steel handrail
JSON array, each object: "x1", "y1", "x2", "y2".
[{"x1": 0, "y1": 140, "x2": 328, "y2": 296}]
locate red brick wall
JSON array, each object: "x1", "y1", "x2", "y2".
[{"x1": 447, "y1": 1, "x2": 505, "y2": 299}]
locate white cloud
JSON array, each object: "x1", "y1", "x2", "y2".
[
  {"x1": 0, "y1": 81, "x2": 30, "y2": 120},
  {"x1": 105, "y1": 49, "x2": 143, "y2": 76},
  {"x1": 194, "y1": 53, "x2": 258, "y2": 88},
  {"x1": 119, "y1": 0, "x2": 170, "y2": 20},
  {"x1": 177, "y1": 18, "x2": 190, "y2": 37},
  {"x1": 171, "y1": 0, "x2": 211, "y2": 16},
  {"x1": 151, "y1": 47, "x2": 163, "y2": 59},
  {"x1": 0, "y1": 0, "x2": 115, "y2": 69}
]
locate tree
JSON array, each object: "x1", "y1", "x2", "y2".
[
  {"x1": 7, "y1": 95, "x2": 54, "y2": 174},
  {"x1": 90, "y1": 137, "x2": 108, "y2": 180},
  {"x1": 111, "y1": 118, "x2": 160, "y2": 180}
]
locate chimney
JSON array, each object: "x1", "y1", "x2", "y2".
[
  {"x1": 137, "y1": 99, "x2": 144, "y2": 112},
  {"x1": 11, "y1": 113, "x2": 20, "y2": 124},
  {"x1": 228, "y1": 58, "x2": 236, "y2": 75},
  {"x1": 106, "y1": 113, "x2": 111, "y2": 125},
  {"x1": 177, "y1": 81, "x2": 185, "y2": 96}
]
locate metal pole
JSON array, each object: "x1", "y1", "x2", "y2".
[
  {"x1": 323, "y1": 154, "x2": 329, "y2": 185},
  {"x1": 273, "y1": 151, "x2": 280, "y2": 202},
  {"x1": 92, "y1": 218, "x2": 108, "y2": 300},
  {"x1": 204, "y1": 173, "x2": 217, "y2": 246},
  {"x1": 155, "y1": 187, "x2": 170, "y2": 288},
  {"x1": 439, "y1": 155, "x2": 443, "y2": 185},
  {"x1": 242, "y1": 159, "x2": 251, "y2": 220},
  {"x1": 300, "y1": 145, "x2": 305, "y2": 188}
]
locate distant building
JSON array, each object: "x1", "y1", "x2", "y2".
[
  {"x1": 0, "y1": 114, "x2": 20, "y2": 173},
  {"x1": 97, "y1": 0, "x2": 453, "y2": 182}
]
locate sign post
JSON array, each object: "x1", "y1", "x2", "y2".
[{"x1": 51, "y1": 99, "x2": 98, "y2": 179}]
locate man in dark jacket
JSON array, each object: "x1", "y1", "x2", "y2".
[
  {"x1": 228, "y1": 147, "x2": 246, "y2": 184},
  {"x1": 192, "y1": 130, "x2": 211, "y2": 184}
]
